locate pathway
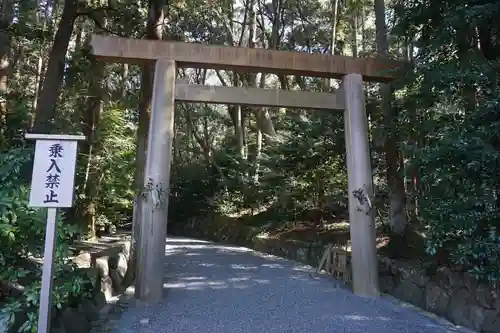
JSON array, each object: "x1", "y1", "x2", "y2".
[{"x1": 99, "y1": 237, "x2": 470, "y2": 333}]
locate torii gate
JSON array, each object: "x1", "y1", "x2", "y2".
[{"x1": 90, "y1": 35, "x2": 403, "y2": 302}]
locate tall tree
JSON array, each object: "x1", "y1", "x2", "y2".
[
  {"x1": 79, "y1": 6, "x2": 108, "y2": 240},
  {"x1": 32, "y1": 0, "x2": 79, "y2": 133},
  {"x1": 0, "y1": 0, "x2": 13, "y2": 146},
  {"x1": 374, "y1": 0, "x2": 407, "y2": 235}
]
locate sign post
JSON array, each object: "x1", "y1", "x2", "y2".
[{"x1": 25, "y1": 134, "x2": 86, "y2": 333}]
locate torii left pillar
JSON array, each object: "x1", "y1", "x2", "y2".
[
  {"x1": 342, "y1": 73, "x2": 379, "y2": 297},
  {"x1": 135, "y1": 59, "x2": 176, "y2": 302}
]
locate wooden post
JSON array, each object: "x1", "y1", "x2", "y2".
[
  {"x1": 135, "y1": 59, "x2": 176, "y2": 302},
  {"x1": 342, "y1": 73, "x2": 379, "y2": 297}
]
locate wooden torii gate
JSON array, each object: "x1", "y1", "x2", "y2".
[{"x1": 90, "y1": 34, "x2": 403, "y2": 302}]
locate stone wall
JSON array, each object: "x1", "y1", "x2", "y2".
[
  {"x1": 378, "y1": 257, "x2": 500, "y2": 333},
  {"x1": 1, "y1": 238, "x2": 130, "y2": 333},
  {"x1": 180, "y1": 219, "x2": 500, "y2": 333},
  {"x1": 58, "y1": 239, "x2": 131, "y2": 333}
]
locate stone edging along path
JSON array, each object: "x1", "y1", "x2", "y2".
[
  {"x1": 179, "y1": 219, "x2": 500, "y2": 333},
  {"x1": 1, "y1": 235, "x2": 131, "y2": 333},
  {"x1": 252, "y1": 236, "x2": 499, "y2": 333}
]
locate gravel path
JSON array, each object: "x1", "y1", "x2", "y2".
[{"x1": 101, "y1": 237, "x2": 470, "y2": 333}]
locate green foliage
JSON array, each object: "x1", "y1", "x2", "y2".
[
  {"x1": 4, "y1": 0, "x2": 500, "y2": 318},
  {"x1": 0, "y1": 148, "x2": 93, "y2": 332},
  {"x1": 394, "y1": 0, "x2": 500, "y2": 281},
  {"x1": 92, "y1": 105, "x2": 136, "y2": 225},
  {"x1": 168, "y1": 107, "x2": 351, "y2": 234}
]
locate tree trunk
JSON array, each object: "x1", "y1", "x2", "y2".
[
  {"x1": 79, "y1": 9, "x2": 107, "y2": 240},
  {"x1": 252, "y1": 72, "x2": 265, "y2": 183},
  {"x1": 361, "y1": 2, "x2": 366, "y2": 52},
  {"x1": 374, "y1": 0, "x2": 407, "y2": 235},
  {"x1": 476, "y1": 20, "x2": 500, "y2": 207},
  {"x1": 401, "y1": 38, "x2": 419, "y2": 220},
  {"x1": 0, "y1": 0, "x2": 13, "y2": 147},
  {"x1": 251, "y1": 1, "x2": 277, "y2": 139},
  {"x1": 122, "y1": 0, "x2": 166, "y2": 290},
  {"x1": 120, "y1": 64, "x2": 129, "y2": 98},
  {"x1": 31, "y1": 0, "x2": 79, "y2": 133},
  {"x1": 351, "y1": 4, "x2": 358, "y2": 58},
  {"x1": 31, "y1": 0, "x2": 57, "y2": 122},
  {"x1": 331, "y1": 0, "x2": 339, "y2": 55},
  {"x1": 64, "y1": 16, "x2": 86, "y2": 90},
  {"x1": 234, "y1": 105, "x2": 245, "y2": 158},
  {"x1": 324, "y1": 0, "x2": 339, "y2": 89},
  {"x1": 228, "y1": 74, "x2": 245, "y2": 159},
  {"x1": 229, "y1": 103, "x2": 245, "y2": 158}
]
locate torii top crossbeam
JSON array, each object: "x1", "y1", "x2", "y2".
[{"x1": 90, "y1": 35, "x2": 403, "y2": 83}]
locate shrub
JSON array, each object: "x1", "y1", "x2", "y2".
[{"x1": 0, "y1": 148, "x2": 93, "y2": 332}]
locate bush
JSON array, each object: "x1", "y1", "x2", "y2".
[{"x1": 0, "y1": 148, "x2": 93, "y2": 332}]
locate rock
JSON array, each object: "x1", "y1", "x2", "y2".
[
  {"x1": 108, "y1": 252, "x2": 127, "y2": 274},
  {"x1": 108, "y1": 255, "x2": 118, "y2": 270},
  {"x1": 481, "y1": 310, "x2": 500, "y2": 333},
  {"x1": 101, "y1": 276, "x2": 113, "y2": 301},
  {"x1": 435, "y1": 267, "x2": 464, "y2": 291},
  {"x1": 310, "y1": 247, "x2": 323, "y2": 266},
  {"x1": 122, "y1": 241, "x2": 131, "y2": 260},
  {"x1": 475, "y1": 283, "x2": 496, "y2": 309},
  {"x1": 296, "y1": 248, "x2": 308, "y2": 264},
  {"x1": 493, "y1": 290, "x2": 500, "y2": 313},
  {"x1": 389, "y1": 261, "x2": 399, "y2": 276},
  {"x1": 469, "y1": 304, "x2": 487, "y2": 331},
  {"x1": 379, "y1": 275, "x2": 396, "y2": 293},
  {"x1": 109, "y1": 269, "x2": 124, "y2": 294},
  {"x1": 95, "y1": 257, "x2": 109, "y2": 278},
  {"x1": 463, "y1": 272, "x2": 478, "y2": 295},
  {"x1": 73, "y1": 253, "x2": 92, "y2": 269},
  {"x1": 423, "y1": 283, "x2": 450, "y2": 316},
  {"x1": 139, "y1": 318, "x2": 150, "y2": 326},
  {"x1": 274, "y1": 246, "x2": 285, "y2": 257},
  {"x1": 391, "y1": 261, "x2": 428, "y2": 287},
  {"x1": 285, "y1": 245, "x2": 296, "y2": 260},
  {"x1": 392, "y1": 279, "x2": 424, "y2": 307},
  {"x1": 92, "y1": 257, "x2": 113, "y2": 300},
  {"x1": 116, "y1": 253, "x2": 128, "y2": 277},
  {"x1": 377, "y1": 256, "x2": 393, "y2": 275},
  {"x1": 447, "y1": 288, "x2": 484, "y2": 330},
  {"x1": 409, "y1": 268, "x2": 428, "y2": 287}
]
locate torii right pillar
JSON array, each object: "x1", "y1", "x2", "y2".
[{"x1": 342, "y1": 73, "x2": 380, "y2": 297}]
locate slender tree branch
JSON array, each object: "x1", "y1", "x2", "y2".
[
  {"x1": 237, "y1": 0, "x2": 252, "y2": 47},
  {"x1": 216, "y1": 70, "x2": 229, "y2": 86},
  {"x1": 185, "y1": 107, "x2": 228, "y2": 185},
  {"x1": 80, "y1": 9, "x2": 131, "y2": 38}
]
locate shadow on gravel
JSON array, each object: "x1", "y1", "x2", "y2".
[
  {"x1": 97, "y1": 237, "x2": 469, "y2": 333},
  {"x1": 163, "y1": 238, "x2": 344, "y2": 292}
]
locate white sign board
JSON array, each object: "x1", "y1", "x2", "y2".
[
  {"x1": 25, "y1": 134, "x2": 85, "y2": 333},
  {"x1": 28, "y1": 139, "x2": 78, "y2": 208}
]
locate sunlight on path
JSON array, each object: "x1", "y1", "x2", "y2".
[{"x1": 97, "y1": 237, "x2": 471, "y2": 333}]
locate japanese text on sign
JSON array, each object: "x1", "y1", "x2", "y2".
[
  {"x1": 43, "y1": 143, "x2": 63, "y2": 204},
  {"x1": 28, "y1": 140, "x2": 78, "y2": 208}
]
